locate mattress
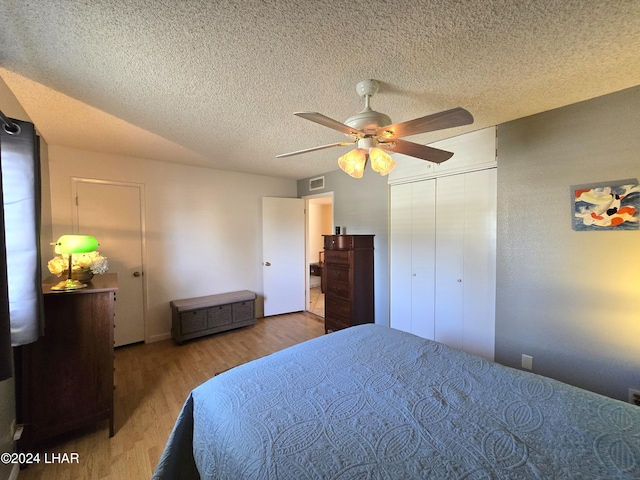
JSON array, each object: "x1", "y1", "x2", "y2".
[{"x1": 153, "y1": 324, "x2": 640, "y2": 479}]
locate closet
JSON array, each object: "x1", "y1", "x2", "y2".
[{"x1": 389, "y1": 127, "x2": 496, "y2": 360}]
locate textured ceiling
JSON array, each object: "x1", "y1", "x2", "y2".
[{"x1": 1, "y1": 0, "x2": 640, "y2": 180}]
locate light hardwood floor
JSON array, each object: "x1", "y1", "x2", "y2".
[
  {"x1": 17, "y1": 312, "x2": 325, "y2": 479},
  {"x1": 308, "y1": 286, "x2": 324, "y2": 318}
]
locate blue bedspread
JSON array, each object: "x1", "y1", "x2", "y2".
[{"x1": 153, "y1": 324, "x2": 640, "y2": 479}]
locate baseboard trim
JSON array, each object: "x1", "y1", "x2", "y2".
[{"x1": 148, "y1": 332, "x2": 172, "y2": 343}]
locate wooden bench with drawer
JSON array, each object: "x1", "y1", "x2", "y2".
[{"x1": 170, "y1": 290, "x2": 256, "y2": 344}]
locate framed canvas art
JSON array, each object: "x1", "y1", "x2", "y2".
[{"x1": 571, "y1": 179, "x2": 640, "y2": 231}]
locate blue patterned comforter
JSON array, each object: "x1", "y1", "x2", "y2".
[{"x1": 153, "y1": 324, "x2": 640, "y2": 479}]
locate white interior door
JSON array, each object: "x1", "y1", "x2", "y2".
[
  {"x1": 390, "y1": 183, "x2": 413, "y2": 333},
  {"x1": 262, "y1": 197, "x2": 305, "y2": 316},
  {"x1": 434, "y1": 174, "x2": 465, "y2": 349},
  {"x1": 434, "y1": 169, "x2": 496, "y2": 360},
  {"x1": 390, "y1": 180, "x2": 436, "y2": 339},
  {"x1": 74, "y1": 179, "x2": 145, "y2": 346},
  {"x1": 461, "y1": 168, "x2": 496, "y2": 360},
  {"x1": 410, "y1": 180, "x2": 437, "y2": 339}
]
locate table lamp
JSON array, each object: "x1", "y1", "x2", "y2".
[{"x1": 50, "y1": 235, "x2": 99, "y2": 291}]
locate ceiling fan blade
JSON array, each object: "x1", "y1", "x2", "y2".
[
  {"x1": 377, "y1": 107, "x2": 473, "y2": 139},
  {"x1": 294, "y1": 112, "x2": 363, "y2": 137},
  {"x1": 276, "y1": 141, "x2": 355, "y2": 158},
  {"x1": 378, "y1": 138, "x2": 454, "y2": 164}
]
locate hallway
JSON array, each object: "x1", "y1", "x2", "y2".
[{"x1": 309, "y1": 286, "x2": 324, "y2": 318}]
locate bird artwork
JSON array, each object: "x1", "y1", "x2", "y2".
[{"x1": 573, "y1": 182, "x2": 640, "y2": 230}]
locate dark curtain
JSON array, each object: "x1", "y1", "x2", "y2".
[
  {"x1": 0, "y1": 149, "x2": 10, "y2": 381},
  {"x1": 0, "y1": 115, "x2": 43, "y2": 380}
]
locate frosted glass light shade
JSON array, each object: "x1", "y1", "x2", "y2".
[
  {"x1": 369, "y1": 147, "x2": 396, "y2": 176},
  {"x1": 338, "y1": 149, "x2": 367, "y2": 178}
]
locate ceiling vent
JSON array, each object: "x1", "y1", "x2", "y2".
[{"x1": 309, "y1": 176, "x2": 325, "y2": 191}]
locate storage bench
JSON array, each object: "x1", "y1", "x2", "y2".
[{"x1": 170, "y1": 290, "x2": 256, "y2": 344}]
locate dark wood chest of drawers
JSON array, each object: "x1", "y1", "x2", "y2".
[
  {"x1": 14, "y1": 274, "x2": 117, "y2": 450},
  {"x1": 323, "y1": 235, "x2": 374, "y2": 333}
]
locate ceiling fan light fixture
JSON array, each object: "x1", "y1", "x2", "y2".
[
  {"x1": 338, "y1": 148, "x2": 367, "y2": 178},
  {"x1": 369, "y1": 147, "x2": 396, "y2": 176},
  {"x1": 278, "y1": 80, "x2": 474, "y2": 177}
]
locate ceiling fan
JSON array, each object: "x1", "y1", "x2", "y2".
[{"x1": 277, "y1": 79, "x2": 474, "y2": 178}]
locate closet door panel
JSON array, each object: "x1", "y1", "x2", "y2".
[
  {"x1": 390, "y1": 180, "x2": 436, "y2": 338},
  {"x1": 434, "y1": 175, "x2": 465, "y2": 350},
  {"x1": 410, "y1": 180, "x2": 436, "y2": 340},
  {"x1": 462, "y1": 168, "x2": 496, "y2": 359},
  {"x1": 390, "y1": 183, "x2": 413, "y2": 333}
]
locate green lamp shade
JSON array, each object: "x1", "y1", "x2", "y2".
[{"x1": 54, "y1": 235, "x2": 99, "y2": 255}]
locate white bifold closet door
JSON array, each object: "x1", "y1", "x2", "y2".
[
  {"x1": 434, "y1": 169, "x2": 496, "y2": 359},
  {"x1": 389, "y1": 180, "x2": 436, "y2": 340},
  {"x1": 390, "y1": 168, "x2": 496, "y2": 360}
]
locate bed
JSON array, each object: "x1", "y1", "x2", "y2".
[{"x1": 152, "y1": 324, "x2": 640, "y2": 479}]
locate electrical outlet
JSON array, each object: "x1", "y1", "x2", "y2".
[
  {"x1": 629, "y1": 388, "x2": 640, "y2": 406},
  {"x1": 521, "y1": 354, "x2": 533, "y2": 371}
]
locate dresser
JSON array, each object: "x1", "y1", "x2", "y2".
[
  {"x1": 323, "y1": 235, "x2": 374, "y2": 333},
  {"x1": 14, "y1": 273, "x2": 117, "y2": 450}
]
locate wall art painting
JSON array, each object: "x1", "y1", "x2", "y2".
[{"x1": 571, "y1": 179, "x2": 639, "y2": 231}]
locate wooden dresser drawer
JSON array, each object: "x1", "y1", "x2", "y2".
[
  {"x1": 325, "y1": 281, "x2": 350, "y2": 300},
  {"x1": 324, "y1": 235, "x2": 354, "y2": 250},
  {"x1": 325, "y1": 264, "x2": 350, "y2": 284},
  {"x1": 325, "y1": 296, "x2": 351, "y2": 318},
  {"x1": 324, "y1": 250, "x2": 350, "y2": 265}
]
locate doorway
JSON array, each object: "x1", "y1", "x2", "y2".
[
  {"x1": 73, "y1": 178, "x2": 146, "y2": 347},
  {"x1": 305, "y1": 193, "x2": 334, "y2": 318}
]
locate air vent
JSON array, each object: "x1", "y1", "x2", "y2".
[{"x1": 309, "y1": 176, "x2": 325, "y2": 191}]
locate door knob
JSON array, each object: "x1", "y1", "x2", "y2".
[
  {"x1": 264, "y1": 262, "x2": 271, "y2": 266},
  {"x1": 133, "y1": 271, "x2": 141, "y2": 277}
]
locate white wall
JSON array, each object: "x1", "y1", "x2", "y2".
[{"x1": 47, "y1": 145, "x2": 296, "y2": 341}]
